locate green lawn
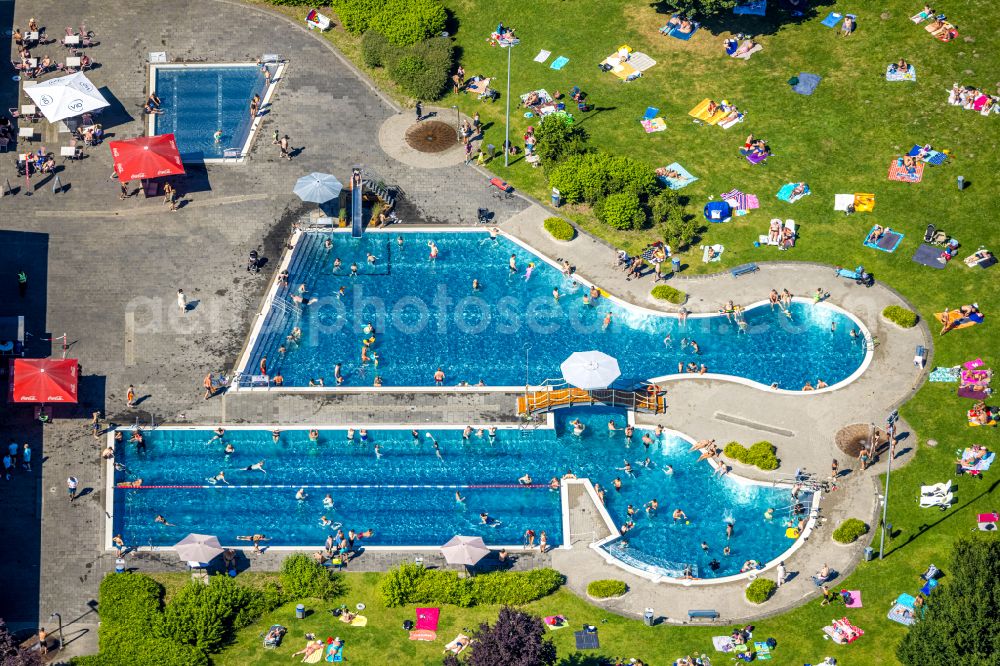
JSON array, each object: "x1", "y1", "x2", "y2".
[{"x1": 165, "y1": 1, "x2": 998, "y2": 663}]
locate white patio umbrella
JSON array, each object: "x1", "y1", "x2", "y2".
[
  {"x1": 440, "y1": 535, "x2": 490, "y2": 566},
  {"x1": 174, "y1": 533, "x2": 223, "y2": 564},
  {"x1": 293, "y1": 172, "x2": 343, "y2": 204},
  {"x1": 560, "y1": 350, "x2": 621, "y2": 390},
  {"x1": 24, "y1": 72, "x2": 110, "y2": 123}
]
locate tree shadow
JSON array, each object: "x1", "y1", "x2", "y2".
[
  {"x1": 649, "y1": 0, "x2": 836, "y2": 37},
  {"x1": 892, "y1": 478, "x2": 1000, "y2": 557}
]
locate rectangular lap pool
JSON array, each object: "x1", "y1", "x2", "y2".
[
  {"x1": 149, "y1": 62, "x2": 282, "y2": 162},
  {"x1": 109, "y1": 408, "x2": 808, "y2": 579}
]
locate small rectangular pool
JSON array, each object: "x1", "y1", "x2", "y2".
[{"x1": 149, "y1": 62, "x2": 282, "y2": 162}]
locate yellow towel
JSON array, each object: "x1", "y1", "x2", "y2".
[
  {"x1": 350, "y1": 615, "x2": 368, "y2": 627},
  {"x1": 853, "y1": 193, "x2": 875, "y2": 212},
  {"x1": 688, "y1": 98, "x2": 712, "y2": 119},
  {"x1": 612, "y1": 62, "x2": 638, "y2": 79}
]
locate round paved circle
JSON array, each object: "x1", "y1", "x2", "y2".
[
  {"x1": 404, "y1": 120, "x2": 458, "y2": 153},
  {"x1": 835, "y1": 423, "x2": 886, "y2": 457}
]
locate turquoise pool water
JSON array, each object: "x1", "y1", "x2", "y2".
[
  {"x1": 153, "y1": 65, "x2": 268, "y2": 160},
  {"x1": 239, "y1": 231, "x2": 868, "y2": 389},
  {"x1": 112, "y1": 409, "x2": 804, "y2": 578}
]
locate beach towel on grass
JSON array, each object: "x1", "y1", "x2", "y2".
[
  {"x1": 702, "y1": 244, "x2": 724, "y2": 262},
  {"x1": 544, "y1": 615, "x2": 568, "y2": 630},
  {"x1": 349, "y1": 615, "x2": 367, "y2": 627},
  {"x1": 574, "y1": 631, "x2": 600, "y2": 649},
  {"x1": 519, "y1": 89, "x2": 552, "y2": 105},
  {"x1": 929, "y1": 366, "x2": 960, "y2": 382},
  {"x1": 911, "y1": 10, "x2": 932, "y2": 23},
  {"x1": 821, "y1": 12, "x2": 843, "y2": 27},
  {"x1": 791, "y1": 73, "x2": 821, "y2": 95},
  {"x1": 721, "y1": 189, "x2": 759, "y2": 210},
  {"x1": 834, "y1": 193, "x2": 855, "y2": 211},
  {"x1": 718, "y1": 112, "x2": 745, "y2": 129},
  {"x1": 641, "y1": 118, "x2": 666, "y2": 132},
  {"x1": 958, "y1": 386, "x2": 990, "y2": 400},
  {"x1": 688, "y1": 99, "x2": 729, "y2": 124},
  {"x1": 864, "y1": 226, "x2": 904, "y2": 253},
  {"x1": 776, "y1": 182, "x2": 809, "y2": 202},
  {"x1": 845, "y1": 590, "x2": 863, "y2": 608},
  {"x1": 657, "y1": 162, "x2": 697, "y2": 190},
  {"x1": 734, "y1": 0, "x2": 767, "y2": 16},
  {"x1": 886, "y1": 64, "x2": 916, "y2": 82},
  {"x1": 629, "y1": 52, "x2": 657, "y2": 72},
  {"x1": 416, "y1": 608, "x2": 440, "y2": 631},
  {"x1": 888, "y1": 603, "x2": 916, "y2": 626},
  {"x1": 913, "y1": 244, "x2": 946, "y2": 269},
  {"x1": 550, "y1": 56, "x2": 569, "y2": 70},
  {"x1": 753, "y1": 641, "x2": 773, "y2": 660},
  {"x1": 409, "y1": 629, "x2": 437, "y2": 641},
  {"x1": 937, "y1": 311, "x2": 983, "y2": 332},
  {"x1": 888, "y1": 160, "x2": 924, "y2": 183},
  {"x1": 712, "y1": 636, "x2": 737, "y2": 652},
  {"x1": 906, "y1": 145, "x2": 946, "y2": 165},
  {"x1": 663, "y1": 16, "x2": 700, "y2": 40},
  {"x1": 733, "y1": 43, "x2": 763, "y2": 60},
  {"x1": 533, "y1": 50, "x2": 551, "y2": 63}
]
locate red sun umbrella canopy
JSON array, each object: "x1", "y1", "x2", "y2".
[
  {"x1": 9, "y1": 358, "x2": 79, "y2": 404},
  {"x1": 109, "y1": 134, "x2": 185, "y2": 181}
]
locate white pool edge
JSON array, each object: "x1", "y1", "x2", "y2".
[
  {"x1": 231, "y1": 227, "x2": 874, "y2": 396},
  {"x1": 147, "y1": 61, "x2": 286, "y2": 164}
]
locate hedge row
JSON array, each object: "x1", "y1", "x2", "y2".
[
  {"x1": 587, "y1": 579, "x2": 628, "y2": 598},
  {"x1": 335, "y1": 0, "x2": 447, "y2": 46},
  {"x1": 378, "y1": 563, "x2": 564, "y2": 607},
  {"x1": 723, "y1": 441, "x2": 779, "y2": 471}
]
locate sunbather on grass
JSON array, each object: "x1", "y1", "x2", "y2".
[
  {"x1": 867, "y1": 225, "x2": 884, "y2": 244},
  {"x1": 733, "y1": 40, "x2": 758, "y2": 57},
  {"x1": 790, "y1": 182, "x2": 807, "y2": 198},
  {"x1": 768, "y1": 219, "x2": 782, "y2": 243},
  {"x1": 889, "y1": 58, "x2": 910, "y2": 73},
  {"x1": 663, "y1": 15, "x2": 695, "y2": 34},
  {"x1": 655, "y1": 166, "x2": 689, "y2": 182}
]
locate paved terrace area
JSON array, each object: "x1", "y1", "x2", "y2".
[{"x1": 0, "y1": 0, "x2": 929, "y2": 659}]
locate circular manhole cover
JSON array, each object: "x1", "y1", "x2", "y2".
[{"x1": 404, "y1": 120, "x2": 457, "y2": 153}]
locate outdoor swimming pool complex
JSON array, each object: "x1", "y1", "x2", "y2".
[
  {"x1": 237, "y1": 231, "x2": 870, "y2": 390},
  {"x1": 111, "y1": 409, "x2": 806, "y2": 578},
  {"x1": 150, "y1": 63, "x2": 277, "y2": 161}
]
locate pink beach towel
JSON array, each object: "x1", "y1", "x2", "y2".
[
  {"x1": 845, "y1": 590, "x2": 863, "y2": 608},
  {"x1": 416, "y1": 608, "x2": 440, "y2": 632}
]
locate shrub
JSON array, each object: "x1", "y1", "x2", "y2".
[
  {"x1": 361, "y1": 31, "x2": 393, "y2": 68},
  {"x1": 98, "y1": 573, "x2": 164, "y2": 631},
  {"x1": 280, "y1": 554, "x2": 346, "y2": 601},
  {"x1": 597, "y1": 192, "x2": 644, "y2": 230},
  {"x1": 387, "y1": 50, "x2": 450, "y2": 100},
  {"x1": 659, "y1": 207, "x2": 699, "y2": 252},
  {"x1": 833, "y1": 518, "x2": 869, "y2": 544},
  {"x1": 882, "y1": 305, "x2": 918, "y2": 328},
  {"x1": 548, "y1": 152, "x2": 656, "y2": 206},
  {"x1": 161, "y1": 576, "x2": 272, "y2": 652},
  {"x1": 543, "y1": 217, "x2": 575, "y2": 241},
  {"x1": 535, "y1": 115, "x2": 590, "y2": 165},
  {"x1": 587, "y1": 579, "x2": 628, "y2": 598},
  {"x1": 745, "y1": 578, "x2": 777, "y2": 604},
  {"x1": 333, "y1": 0, "x2": 392, "y2": 35},
  {"x1": 454, "y1": 607, "x2": 557, "y2": 666},
  {"x1": 651, "y1": 285, "x2": 686, "y2": 304},
  {"x1": 368, "y1": 0, "x2": 447, "y2": 46},
  {"x1": 724, "y1": 441, "x2": 779, "y2": 470},
  {"x1": 379, "y1": 565, "x2": 563, "y2": 607}
]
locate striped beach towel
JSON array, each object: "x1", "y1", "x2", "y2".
[{"x1": 721, "y1": 189, "x2": 760, "y2": 210}]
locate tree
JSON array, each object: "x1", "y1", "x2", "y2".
[
  {"x1": 0, "y1": 619, "x2": 42, "y2": 666},
  {"x1": 658, "y1": 0, "x2": 739, "y2": 18},
  {"x1": 444, "y1": 607, "x2": 556, "y2": 666},
  {"x1": 897, "y1": 539, "x2": 1000, "y2": 665},
  {"x1": 597, "y1": 192, "x2": 645, "y2": 230},
  {"x1": 534, "y1": 116, "x2": 589, "y2": 166},
  {"x1": 659, "y1": 207, "x2": 698, "y2": 252}
]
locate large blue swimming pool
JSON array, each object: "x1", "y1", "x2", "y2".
[
  {"x1": 238, "y1": 231, "x2": 868, "y2": 389},
  {"x1": 153, "y1": 65, "x2": 268, "y2": 160},
  {"x1": 113, "y1": 409, "x2": 804, "y2": 578}
]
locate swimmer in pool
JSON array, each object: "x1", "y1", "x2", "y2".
[
  {"x1": 552, "y1": 287, "x2": 560, "y2": 301},
  {"x1": 490, "y1": 227, "x2": 499, "y2": 241},
  {"x1": 272, "y1": 429, "x2": 281, "y2": 443},
  {"x1": 463, "y1": 425, "x2": 473, "y2": 440},
  {"x1": 333, "y1": 258, "x2": 342, "y2": 272},
  {"x1": 508, "y1": 254, "x2": 517, "y2": 273},
  {"x1": 613, "y1": 477, "x2": 622, "y2": 491},
  {"x1": 374, "y1": 444, "x2": 382, "y2": 459},
  {"x1": 726, "y1": 522, "x2": 734, "y2": 539},
  {"x1": 524, "y1": 262, "x2": 534, "y2": 281},
  {"x1": 411, "y1": 429, "x2": 420, "y2": 444},
  {"x1": 672, "y1": 508, "x2": 688, "y2": 522},
  {"x1": 571, "y1": 419, "x2": 585, "y2": 436},
  {"x1": 295, "y1": 488, "x2": 307, "y2": 501},
  {"x1": 518, "y1": 473, "x2": 533, "y2": 485},
  {"x1": 641, "y1": 433, "x2": 654, "y2": 449},
  {"x1": 764, "y1": 507, "x2": 774, "y2": 520},
  {"x1": 663, "y1": 332, "x2": 672, "y2": 348},
  {"x1": 347, "y1": 428, "x2": 355, "y2": 442},
  {"x1": 154, "y1": 514, "x2": 175, "y2": 526},
  {"x1": 472, "y1": 278, "x2": 480, "y2": 291},
  {"x1": 309, "y1": 429, "x2": 320, "y2": 443},
  {"x1": 602, "y1": 312, "x2": 613, "y2": 330},
  {"x1": 608, "y1": 420, "x2": 618, "y2": 436},
  {"x1": 208, "y1": 471, "x2": 229, "y2": 485},
  {"x1": 433, "y1": 440, "x2": 443, "y2": 460},
  {"x1": 337, "y1": 286, "x2": 346, "y2": 298},
  {"x1": 644, "y1": 498, "x2": 659, "y2": 515},
  {"x1": 690, "y1": 340, "x2": 700, "y2": 354},
  {"x1": 480, "y1": 512, "x2": 501, "y2": 527},
  {"x1": 639, "y1": 457, "x2": 653, "y2": 468},
  {"x1": 319, "y1": 516, "x2": 333, "y2": 527},
  {"x1": 723, "y1": 545, "x2": 731, "y2": 556},
  {"x1": 224, "y1": 442, "x2": 235, "y2": 457},
  {"x1": 428, "y1": 241, "x2": 439, "y2": 260},
  {"x1": 488, "y1": 426, "x2": 497, "y2": 444},
  {"x1": 323, "y1": 494, "x2": 334, "y2": 509},
  {"x1": 455, "y1": 491, "x2": 466, "y2": 503},
  {"x1": 246, "y1": 460, "x2": 266, "y2": 474},
  {"x1": 208, "y1": 427, "x2": 225, "y2": 443},
  {"x1": 663, "y1": 464, "x2": 674, "y2": 476},
  {"x1": 549, "y1": 477, "x2": 560, "y2": 490},
  {"x1": 619, "y1": 460, "x2": 635, "y2": 477},
  {"x1": 350, "y1": 263, "x2": 358, "y2": 276},
  {"x1": 359, "y1": 429, "x2": 369, "y2": 443},
  {"x1": 624, "y1": 425, "x2": 634, "y2": 446}
]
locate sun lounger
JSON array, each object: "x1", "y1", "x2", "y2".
[
  {"x1": 919, "y1": 491, "x2": 953, "y2": 508},
  {"x1": 888, "y1": 160, "x2": 924, "y2": 183},
  {"x1": 444, "y1": 634, "x2": 470, "y2": 654},
  {"x1": 864, "y1": 226, "x2": 904, "y2": 253},
  {"x1": 550, "y1": 56, "x2": 569, "y2": 70},
  {"x1": 920, "y1": 480, "x2": 952, "y2": 496},
  {"x1": 657, "y1": 162, "x2": 697, "y2": 190},
  {"x1": 886, "y1": 64, "x2": 916, "y2": 82},
  {"x1": 791, "y1": 73, "x2": 822, "y2": 95},
  {"x1": 702, "y1": 244, "x2": 724, "y2": 263},
  {"x1": 533, "y1": 50, "x2": 551, "y2": 63},
  {"x1": 731, "y1": 263, "x2": 758, "y2": 277}
]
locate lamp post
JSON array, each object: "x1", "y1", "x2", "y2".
[
  {"x1": 503, "y1": 38, "x2": 520, "y2": 168},
  {"x1": 878, "y1": 411, "x2": 899, "y2": 559},
  {"x1": 49, "y1": 612, "x2": 63, "y2": 653}
]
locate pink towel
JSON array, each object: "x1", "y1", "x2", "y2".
[
  {"x1": 845, "y1": 590, "x2": 863, "y2": 608},
  {"x1": 415, "y1": 607, "x2": 440, "y2": 631}
]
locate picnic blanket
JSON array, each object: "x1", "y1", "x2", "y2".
[
  {"x1": 533, "y1": 50, "x2": 551, "y2": 63},
  {"x1": 657, "y1": 162, "x2": 697, "y2": 190},
  {"x1": 888, "y1": 160, "x2": 924, "y2": 183},
  {"x1": 913, "y1": 244, "x2": 947, "y2": 269},
  {"x1": 791, "y1": 73, "x2": 822, "y2": 95},
  {"x1": 734, "y1": 0, "x2": 767, "y2": 16},
  {"x1": 927, "y1": 21, "x2": 958, "y2": 41},
  {"x1": 550, "y1": 56, "x2": 569, "y2": 70},
  {"x1": 864, "y1": 226, "x2": 904, "y2": 253},
  {"x1": 702, "y1": 244, "x2": 724, "y2": 263},
  {"x1": 574, "y1": 630, "x2": 600, "y2": 649},
  {"x1": 888, "y1": 598, "x2": 916, "y2": 626},
  {"x1": 721, "y1": 189, "x2": 759, "y2": 210},
  {"x1": 958, "y1": 386, "x2": 990, "y2": 400},
  {"x1": 821, "y1": 11, "x2": 844, "y2": 28},
  {"x1": 777, "y1": 182, "x2": 810, "y2": 202},
  {"x1": 520, "y1": 89, "x2": 552, "y2": 105},
  {"x1": 886, "y1": 64, "x2": 917, "y2": 82},
  {"x1": 641, "y1": 118, "x2": 666, "y2": 132},
  {"x1": 906, "y1": 145, "x2": 947, "y2": 165},
  {"x1": 929, "y1": 366, "x2": 961, "y2": 382},
  {"x1": 712, "y1": 635, "x2": 737, "y2": 652}
]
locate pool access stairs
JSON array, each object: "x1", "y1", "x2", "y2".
[{"x1": 517, "y1": 388, "x2": 665, "y2": 416}]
